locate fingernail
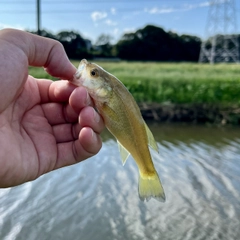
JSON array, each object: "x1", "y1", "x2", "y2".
[
  {"x1": 94, "y1": 109, "x2": 100, "y2": 123},
  {"x1": 85, "y1": 92, "x2": 91, "y2": 106},
  {"x1": 91, "y1": 129, "x2": 97, "y2": 142}
]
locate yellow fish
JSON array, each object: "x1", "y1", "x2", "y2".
[{"x1": 72, "y1": 59, "x2": 165, "y2": 202}]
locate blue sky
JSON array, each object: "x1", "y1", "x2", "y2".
[{"x1": 0, "y1": 0, "x2": 240, "y2": 43}]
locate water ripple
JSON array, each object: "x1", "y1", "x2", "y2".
[{"x1": 0, "y1": 124, "x2": 240, "y2": 239}]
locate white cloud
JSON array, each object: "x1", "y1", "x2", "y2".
[
  {"x1": 145, "y1": 7, "x2": 175, "y2": 14},
  {"x1": 111, "y1": 8, "x2": 116, "y2": 15},
  {"x1": 199, "y1": 2, "x2": 210, "y2": 7},
  {"x1": 145, "y1": 1, "x2": 210, "y2": 15},
  {"x1": 105, "y1": 19, "x2": 117, "y2": 26},
  {"x1": 184, "y1": 1, "x2": 210, "y2": 10},
  {"x1": 91, "y1": 11, "x2": 107, "y2": 22}
]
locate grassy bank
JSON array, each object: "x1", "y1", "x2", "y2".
[
  {"x1": 29, "y1": 61, "x2": 240, "y2": 124},
  {"x1": 91, "y1": 61, "x2": 240, "y2": 105},
  {"x1": 29, "y1": 61, "x2": 240, "y2": 105}
]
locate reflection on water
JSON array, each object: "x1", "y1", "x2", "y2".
[{"x1": 1, "y1": 123, "x2": 240, "y2": 240}]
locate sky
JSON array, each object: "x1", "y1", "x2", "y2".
[{"x1": 0, "y1": 0, "x2": 240, "y2": 44}]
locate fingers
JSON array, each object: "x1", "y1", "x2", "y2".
[
  {"x1": 41, "y1": 79, "x2": 105, "y2": 144},
  {"x1": 37, "y1": 79, "x2": 77, "y2": 103},
  {"x1": 41, "y1": 92, "x2": 96, "y2": 126},
  {"x1": 41, "y1": 102, "x2": 79, "y2": 125},
  {"x1": 69, "y1": 86, "x2": 94, "y2": 111},
  {"x1": 55, "y1": 127, "x2": 102, "y2": 169},
  {"x1": 38, "y1": 79, "x2": 93, "y2": 107},
  {"x1": 41, "y1": 81, "x2": 98, "y2": 126},
  {"x1": 78, "y1": 106, "x2": 104, "y2": 134},
  {"x1": 52, "y1": 123, "x2": 80, "y2": 143},
  {"x1": 0, "y1": 28, "x2": 76, "y2": 80},
  {"x1": 45, "y1": 102, "x2": 104, "y2": 170},
  {"x1": 52, "y1": 106, "x2": 104, "y2": 143},
  {"x1": 39, "y1": 81, "x2": 90, "y2": 124}
]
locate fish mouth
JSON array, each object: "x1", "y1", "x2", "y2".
[{"x1": 72, "y1": 59, "x2": 88, "y2": 85}]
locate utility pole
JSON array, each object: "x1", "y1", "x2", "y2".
[
  {"x1": 199, "y1": 0, "x2": 239, "y2": 63},
  {"x1": 37, "y1": 0, "x2": 41, "y2": 35}
]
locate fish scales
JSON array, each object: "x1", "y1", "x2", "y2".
[{"x1": 104, "y1": 86, "x2": 155, "y2": 175}]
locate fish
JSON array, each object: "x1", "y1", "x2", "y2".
[{"x1": 72, "y1": 59, "x2": 165, "y2": 202}]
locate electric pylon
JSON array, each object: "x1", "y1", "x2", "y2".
[{"x1": 199, "y1": 0, "x2": 239, "y2": 63}]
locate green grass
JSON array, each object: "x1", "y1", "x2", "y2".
[
  {"x1": 28, "y1": 67, "x2": 56, "y2": 79},
  {"x1": 29, "y1": 61, "x2": 240, "y2": 105}
]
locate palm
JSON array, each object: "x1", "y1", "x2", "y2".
[{"x1": 1, "y1": 77, "x2": 61, "y2": 186}]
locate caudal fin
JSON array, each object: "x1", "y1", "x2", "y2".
[{"x1": 138, "y1": 171, "x2": 165, "y2": 202}]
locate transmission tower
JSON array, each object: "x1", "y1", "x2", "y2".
[{"x1": 199, "y1": 0, "x2": 239, "y2": 63}]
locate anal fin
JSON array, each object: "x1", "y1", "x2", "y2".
[
  {"x1": 144, "y1": 123, "x2": 159, "y2": 153},
  {"x1": 117, "y1": 140, "x2": 130, "y2": 166}
]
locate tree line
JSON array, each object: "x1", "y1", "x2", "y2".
[{"x1": 30, "y1": 24, "x2": 240, "y2": 62}]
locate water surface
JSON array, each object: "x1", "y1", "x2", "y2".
[{"x1": 1, "y1": 123, "x2": 240, "y2": 240}]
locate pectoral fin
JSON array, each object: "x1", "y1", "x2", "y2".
[
  {"x1": 144, "y1": 123, "x2": 159, "y2": 153},
  {"x1": 117, "y1": 140, "x2": 130, "y2": 166}
]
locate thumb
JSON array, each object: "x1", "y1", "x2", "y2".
[{"x1": 0, "y1": 28, "x2": 76, "y2": 80}]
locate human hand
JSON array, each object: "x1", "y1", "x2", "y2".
[{"x1": 0, "y1": 29, "x2": 104, "y2": 187}]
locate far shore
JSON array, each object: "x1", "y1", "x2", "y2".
[
  {"x1": 139, "y1": 103, "x2": 240, "y2": 125},
  {"x1": 28, "y1": 62, "x2": 240, "y2": 125}
]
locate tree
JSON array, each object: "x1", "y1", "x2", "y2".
[
  {"x1": 95, "y1": 34, "x2": 112, "y2": 46},
  {"x1": 56, "y1": 31, "x2": 91, "y2": 59},
  {"x1": 28, "y1": 29, "x2": 56, "y2": 39},
  {"x1": 94, "y1": 34, "x2": 114, "y2": 57},
  {"x1": 115, "y1": 25, "x2": 201, "y2": 61}
]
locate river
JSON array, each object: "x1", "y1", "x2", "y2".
[{"x1": 0, "y1": 123, "x2": 240, "y2": 240}]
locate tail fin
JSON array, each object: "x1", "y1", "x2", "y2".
[{"x1": 138, "y1": 171, "x2": 166, "y2": 202}]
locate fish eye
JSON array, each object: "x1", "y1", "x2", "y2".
[{"x1": 91, "y1": 69, "x2": 98, "y2": 76}]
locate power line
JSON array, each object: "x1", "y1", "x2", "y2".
[
  {"x1": 0, "y1": 2, "x2": 214, "y2": 14},
  {"x1": 1, "y1": 0, "x2": 205, "y2": 3},
  {"x1": 0, "y1": 6, "x2": 185, "y2": 14},
  {"x1": 0, "y1": 8, "x2": 145, "y2": 14}
]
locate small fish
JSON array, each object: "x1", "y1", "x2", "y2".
[{"x1": 72, "y1": 59, "x2": 165, "y2": 202}]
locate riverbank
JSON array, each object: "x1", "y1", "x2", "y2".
[
  {"x1": 29, "y1": 61, "x2": 240, "y2": 125},
  {"x1": 139, "y1": 103, "x2": 240, "y2": 125}
]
